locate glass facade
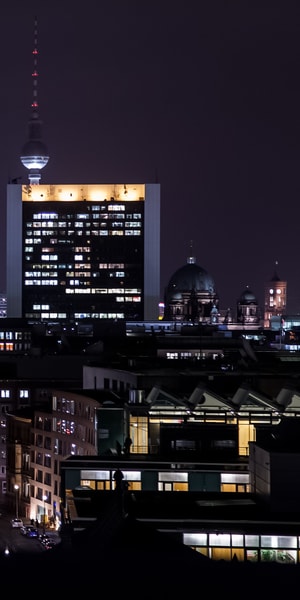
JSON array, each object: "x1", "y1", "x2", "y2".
[{"x1": 185, "y1": 532, "x2": 299, "y2": 564}]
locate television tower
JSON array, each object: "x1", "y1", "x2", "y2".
[{"x1": 20, "y1": 16, "x2": 49, "y2": 185}]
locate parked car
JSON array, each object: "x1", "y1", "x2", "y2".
[
  {"x1": 11, "y1": 518, "x2": 24, "y2": 528},
  {"x1": 43, "y1": 539, "x2": 56, "y2": 550},
  {"x1": 39, "y1": 532, "x2": 59, "y2": 550},
  {"x1": 39, "y1": 533, "x2": 50, "y2": 545},
  {"x1": 20, "y1": 525, "x2": 38, "y2": 538}
]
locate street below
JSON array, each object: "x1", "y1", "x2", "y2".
[{"x1": 0, "y1": 503, "x2": 60, "y2": 556}]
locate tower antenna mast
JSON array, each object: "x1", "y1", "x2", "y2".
[{"x1": 20, "y1": 16, "x2": 49, "y2": 185}]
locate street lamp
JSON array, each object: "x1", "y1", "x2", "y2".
[
  {"x1": 14, "y1": 484, "x2": 19, "y2": 519},
  {"x1": 42, "y1": 494, "x2": 47, "y2": 533}
]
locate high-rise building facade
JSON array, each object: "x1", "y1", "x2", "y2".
[{"x1": 6, "y1": 182, "x2": 160, "y2": 321}]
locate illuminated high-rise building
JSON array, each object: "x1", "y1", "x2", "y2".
[{"x1": 6, "y1": 183, "x2": 160, "y2": 321}]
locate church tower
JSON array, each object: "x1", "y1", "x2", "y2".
[{"x1": 264, "y1": 261, "x2": 287, "y2": 327}]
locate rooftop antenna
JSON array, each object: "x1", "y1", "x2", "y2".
[{"x1": 20, "y1": 16, "x2": 49, "y2": 185}]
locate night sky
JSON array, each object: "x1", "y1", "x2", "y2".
[{"x1": 1, "y1": 1, "x2": 300, "y2": 313}]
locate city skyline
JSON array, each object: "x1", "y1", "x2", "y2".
[{"x1": 1, "y1": 2, "x2": 300, "y2": 312}]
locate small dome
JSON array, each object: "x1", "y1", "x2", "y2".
[{"x1": 239, "y1": 286, "x2": 257, "y2": 304}]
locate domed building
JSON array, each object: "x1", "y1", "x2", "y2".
[
  {"x1": 163, "y1": 254, "x2": 219, "y2": 323},
  {"x1": 237, "y1": 286, "x2": 260, "y2": 325},
  {"x1": 163, "y1": 252, "x2": 262, "y2": 329}
]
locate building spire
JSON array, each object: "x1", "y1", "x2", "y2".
[
  {"x1": 271, "y1": 260, "x2": 280, "y2": 282},
  {"x1": 20, "y1": 16, "x2": 49, "y2": 185},
  {"x1": 187, "y1": 239, "x2": 196, "y2": 264}
]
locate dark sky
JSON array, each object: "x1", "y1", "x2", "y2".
[{"x1": 1, "y1": 1, "x2": 300, "y2": 312}]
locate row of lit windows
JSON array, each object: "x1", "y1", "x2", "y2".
[
  {"x1": 33, "y1": 305, "x2": 50, "y2": 310},
  {"x1": 25, "y1": 281, "x2": 142, "y2": 292},
  {"x1": 75, "y1": 313, "x2": 125, "y2": 319},
  {"x1": 24, "y1": 272, "x2": 141, "y2": 292},
  {"x1": 25, "y1": 230, "x2": 141, "y2": 243},
  {"x1": 0, "y1": 343, "x2": 31, "y2": 351},
  {"x1": 165, "y1": 351, "x2": 221, "y2": 360},
  {"x1": 32, "y1": 213, "x2": 58, "y2": 219},
  {"x1": 25, "y1": 263, "x2": 126, "y2": 271},
  {"x1": 26, "y1": 311, "x2": 125, "y2": 319},
  {"x1": 92, "y1": 230, "x2": 142, "y2": 236},
  {"x1": 66, "y1": 274, "x2": 88, "y2": 280},
  {"x1": 29, "y1": 220, "x2": 143, "y2": 231},
  {"x1": 26, "y1": 279, "x2": 108, "y2": 286},
  {"x1": 24, "y1": 263, "x2": 125, "y2": 278},
  {"x1": 116, "y1": 296, "x2": 141, "y2": 302},
  {"x1": 99, "y1": 263, "x2": 125, "y2": 269},
  {"x1": 25, "y1": 280, "x2": 58, "y2": 286},
  {"x1": 28, "y1": 224, "x2": 141, "y2": 233},
  {"x1": 63, "y1": 287, "x2": 141, "y2": 294},
  {"x1": 0, "y1": 332, "x2": 31, "y2": 340},
  {"x1": 0, "y1": 389, "x2": 29, "y2": 397},
  {"x1": 29, "y1": 311, "x2": 68, "y2": 318},
  {"x1": 184, "y1": 532, "x2": 298, "y2": 549},
  {"x1": 66, "y1": 289, "x2": 142, "y2": 301},
  {"x1": 80, "y1": 470, "x2": 248, "y2": 484},
  {"x1": 24, "y1": 254, "x2": 59, "y2": 261},
  {"x1": 185, "y1": 541, "x2": 299, "y2": 563},
  {"x1": 31, "y1": 208, "x2": 140, "y2": 219},
  {"x1": 74, "y1": 264, "x2": 91, "y2": 270},
  {"x1": 25, "y1": 272, "x2": 57, "y2": 277},
  {"x1": 30, "y1": 215, "x2": 141, "y2": 225},
  {"x1": 24, "y1": 238, "x2": 69, "y2": 247},
  {"x1": 31, "y1": 218, "x2": 138, "y2": 228}
]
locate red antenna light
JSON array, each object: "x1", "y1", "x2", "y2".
[
  {"x1": 20, "y1": 14, "x2": 49, "y2": 184},
  {"x1": 32, "y1": 16, "x2": 39, "y2": 110}
]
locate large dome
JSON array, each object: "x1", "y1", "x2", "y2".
[
  {"x1": 166, "y1": 262, "x2": 216, "y2": 295},
  {"x1": 163, "y1": 256, "x2": 218, "y2": 322}
]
